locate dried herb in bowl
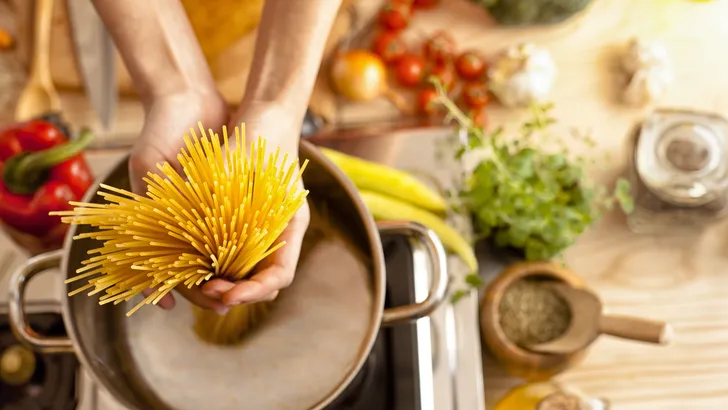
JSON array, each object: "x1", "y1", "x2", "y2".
[{"x1": 499, "y1": 278, "x2": 572, "y2": 348}]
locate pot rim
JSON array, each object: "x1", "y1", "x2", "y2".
[{"x1": 57, "y1": 140, "x2": 388, "y2": 410}]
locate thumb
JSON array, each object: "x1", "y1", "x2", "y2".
[
  {"x1": 128, "y1": 154, "x2": 154, "y2": 195},
  {"x1": 128, "y1": 147, "x2": 168, "y2": 195}
]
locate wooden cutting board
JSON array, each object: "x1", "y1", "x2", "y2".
[{"x1": 13, "y1": 0, "x2": 358, "y2": 120}]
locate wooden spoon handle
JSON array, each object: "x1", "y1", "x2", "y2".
[
  {"x1": 30, "y1": 0, "x2": 54, "y2": 83},
  {"x1": 600, "y1": 314, "x2": 673, "y2": 345}
]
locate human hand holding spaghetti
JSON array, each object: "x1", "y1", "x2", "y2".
[
  {"x1": 93, "y1": 0, "x2": 336, "y2": 314},
  {"x1": 200, "y1": 104, "x2": 310, "y2": 309},
  {"x1": 130, "y1": 99, "x2": 309, "y2": 314},
  {"x1": 129, "y1": 90, "x2": 231, "y2": 314}
]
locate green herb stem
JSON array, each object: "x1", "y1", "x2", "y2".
[{"x1": 429, "y1": 77, "x2": 633, "y2": 262}]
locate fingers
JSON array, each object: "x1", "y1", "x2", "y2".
[
  {"x1": 127, "y1": 117, "x2": 182, "y2": 195},
  {"x1": 141, "y1": 285, "x2": 229, "y2": 315},
  {"x1": 175, "y1": 286, "x2": 230, "y2": 315},
  {"x1": 220, "y1": 206, "x2": 310, "y2": 306},
  {"x1": 200, "y1": 279, "x2": 235, "y2": 298},
  {"x1": 128, "y1": 149, "x2": 162, "y2": 195},
  {"x1": 262, "y1": 291, "x2": 279, "y2": 302},
  {"x1": 127, "y1": 116, "x2": 307, "y2": 314},
  {"x1": 201, "y1": 280, "x2": 278, "y2": 304}
]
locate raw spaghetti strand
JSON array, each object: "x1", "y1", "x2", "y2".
[{"x1": 52, "y1": 122, "x2": 309, "y2": 317}]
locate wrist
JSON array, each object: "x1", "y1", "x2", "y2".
[
  {"x1": 238, "y1": 95, "x2": 308, "y2": 126},
  {"x1": 233, "y1": 100, "x2": 304, "y2": 133},
  {"x1": 231, "y1": 101, "x2": 302, "y2": 154},
  {"x1": 141, "y1": 82, "x2": 214, "y2": 108},
  {"x1": 142, "y1": 85, "x2": 223, "y2": 112}
]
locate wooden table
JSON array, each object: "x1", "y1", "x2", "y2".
[
  {"x1": 330, "y1": 1, "x2": 728, "y2": 407},
  {"x1": 4, "y1": 0, "x2": 728, "y2": 408},
  {"x1": 446, "y1": 1, "x2": 728, "y2": 409}
]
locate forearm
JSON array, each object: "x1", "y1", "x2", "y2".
[
  {"x1": 92, "y1": 0, "x2": 217, "y2": 107},
  {"x1": 241, "y1": 0, "x2": 343, "y2": 126}
]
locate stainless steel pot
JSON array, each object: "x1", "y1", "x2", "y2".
[{"x1": 8, "y1": 140, "x2": 448, "y2": 410}]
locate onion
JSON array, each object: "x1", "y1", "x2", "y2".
[{"x1": 330, "y1": 50, "x2": 408, "y2": 111}]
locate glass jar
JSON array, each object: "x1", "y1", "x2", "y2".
[
  {"x1": 494, "y1": 382, "x2": 609, "y2": 410},
  {"x1": 627, "y1": 109, "x2": 728, "y2": 234}
]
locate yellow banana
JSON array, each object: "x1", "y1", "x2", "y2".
[
  {"x1": 359, "y1": 190, "x2": 478, "y2": 274},
  {"x1": 321, "y1": 148, "x2": 448, "y2": 215}
]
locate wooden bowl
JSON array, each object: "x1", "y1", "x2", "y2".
[{"x1": 480, "y1": 260, "x2": 588, "y2": 381}]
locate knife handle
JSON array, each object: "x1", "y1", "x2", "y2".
[{"x1": 30, "y1": 0, "x2": 54, "y2": 84}]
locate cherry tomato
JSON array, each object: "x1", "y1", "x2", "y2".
[
  {"x1": 379, "y1": 2, "x2": 411, "y2": 31},
  {"x1": 395, "y1": 54, "x2": 426, "y2": 87},
  {"x1": 428, "y1": 62, "x2": 456, "y2": 91},
  {"x1": 461, "y1": 81, "x2": 490, "y2": 108},
  {"x1": 417, "y1": 88, "x2": 440, "y2": 115},
  {"x1": 468, "y1": 106, "x2": 488, "y2": 128},
  {"x1": 371, "y1": 31, "x2": 407, "y2": 64},
  {"x1": 414, "y1": 0, "x2": 441, "y2": 9},
  {"x1": 455, "y1": 51, "x2": 487, "y2": 80},
  {"x1": 424, "y1": 32, "x2": 456, "y2": 65}
]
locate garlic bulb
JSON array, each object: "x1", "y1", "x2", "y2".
[
  {"x1": 621, "y1": 38, "x2": 670, "y2": 74},
  {"x1": 620, "y1": 38, "x2": 672, "y2": 106},
  {"x1": 488, "y1": 43, "x2": 557, "y2": 108}
]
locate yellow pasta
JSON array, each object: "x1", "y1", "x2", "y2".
[
  {"x1": 193, "y1": 303, "x2": 272, "y2": 345},
  {"x1": 52, "y1": 122, "x2": 309, "y2": 318}
]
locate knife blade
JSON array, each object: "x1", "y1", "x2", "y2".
[{"x1": 66, "y1": 0, "x2": 117, "y2": 130}]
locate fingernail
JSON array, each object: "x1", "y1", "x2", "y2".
[
  {"x1": 215, "y1": 307, "x2": 229, "y2": 316},
  {"x1": 202, "y1": 289, "x2": 222, "y2": 299},
  {"x1": 229, "y1": 289, "x2": 257, "y2": 305},
  {"x1": 206, "y1": 281, "x2": 235, "y2": 294}
]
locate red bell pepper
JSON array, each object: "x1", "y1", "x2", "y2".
[{"x1": 0, "y1": 120, "x2": 94, "y2": 251}]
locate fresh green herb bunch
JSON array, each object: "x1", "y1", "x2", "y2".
[{"x1": 431, "y1": 79, "x2": 633, "y2": 261}]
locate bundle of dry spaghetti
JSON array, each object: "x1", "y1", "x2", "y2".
[
  {"x1": 51, "y1": 123, "x2": 309, "y2": 340},
  {"x1": 191, "y1": 203, "x2": 336, "y2": 346},
  {"x1": 193, "y1": 302, "x2": 272, "y2": 345}
]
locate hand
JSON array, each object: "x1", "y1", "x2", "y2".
[
  {"x1": 198, "y1": 103, "x2": 311, "y2": 308},
  {"x1": 129, "y1": 90, "x2": 231, "y2": 314}
]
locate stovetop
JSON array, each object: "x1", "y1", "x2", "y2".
[
  {"x1": 0, "y1": 207, "x2": 485, "y2": 410},
  {"x1": 0, "y1": 305, "x2": 78, "y2": 410},
  {"x1": 325, "y1": 234, "x2": 432, "y2": 410}
]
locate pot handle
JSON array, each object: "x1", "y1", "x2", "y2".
[
  {"x1": 377, "y1": 221, "x2": 448, "y2": 326},
  {"x1": 8, "y1": 249, "x2": 74, "y2": 354}
]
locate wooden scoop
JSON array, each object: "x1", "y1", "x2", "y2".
[
  {"x1": 15, "y1": 0, "x2": 61, "y2": 121},
  {"x1": 527, "y1": 283, "x2": 673, "y2": 355}
]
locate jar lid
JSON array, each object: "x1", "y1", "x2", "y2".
[
  {"x1": 635, "y1": 109, "x2": 728, "y2": 207},
  {"x1": 657, "y1": 122, "x2": 720, "y2": 175},
  {"x1": 652, "y1": 122, "x2": 722, "y2": 205}
]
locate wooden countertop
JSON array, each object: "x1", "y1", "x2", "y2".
[
  {"x1": 4, "y1": 0, "x2": 728, "y2": 408},
  {"x1": 311, "y1": 1, "x2": 728, "y2": 406},
  {"x1": 451, "y1": 1, "x2": 728, "y2": 409}
]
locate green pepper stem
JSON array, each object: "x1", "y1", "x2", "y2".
[
  {"x1": 21, "y1": 129, "x2": 94, "y2": 170},
  {"x1": 2, "y1": 129, "x2": 94, "y2": 195}
]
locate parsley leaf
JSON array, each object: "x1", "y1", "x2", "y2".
[{"x1": 430, "y1": 78, "x2": 634, "y2": 261}]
